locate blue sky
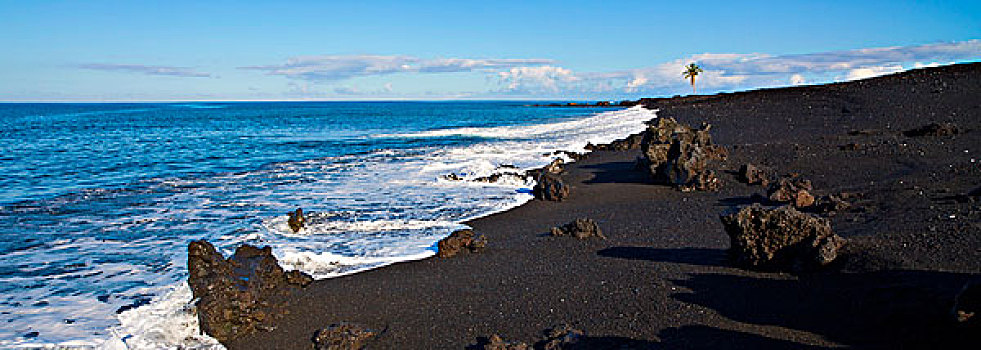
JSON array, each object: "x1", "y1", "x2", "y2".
[{"x1": 0, "y1": 0, "x2": 978, "y2": 101}]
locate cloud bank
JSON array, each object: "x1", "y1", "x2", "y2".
[
  {"x1": 241, "y1": 55, "x2": 554, "y2": 81},
  {"x1": 77, "y1": 63, "x2": 213, "y2": 78},
  {"x1": 497, "y1": 40, "x2": 981, "y2": 96}
]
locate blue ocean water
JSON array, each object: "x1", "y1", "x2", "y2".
[{"x1": 0, "y1": 102, "x2": 655, "y2": 348}]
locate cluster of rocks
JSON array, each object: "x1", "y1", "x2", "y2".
[
  {"x1": 550, "y1": 218, "x2": 605, "y2": 239},
  {"x1": 721, "y1": 204, "x2": 846, "y2": 271},
  {"x1": 437, "y1": 229, "x2": 487, "y2": 258},
  {"x1": 736, "y1": 164, "x2": 851, "y2": 215},
  {"x1": 312, "y1": 323, "x2": 378, "y2": 350},
  {"x1": 640, "y1": 117, "x2": 727, "y2": 191},
  {"x1": 187, "y1": 240, "x2": 314, "y2": 342},
  {"x1": 472, "y1": 325, "x2": 586, "y2": 350}
]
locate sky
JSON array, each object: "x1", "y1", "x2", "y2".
[{"x1": 0, "y1": 0, "x2": 979, "y2": 101}]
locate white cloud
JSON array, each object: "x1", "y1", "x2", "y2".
[
  {"x1": 845, "y1": 65, "x2": 905, "y2": 80},
  {"x1": 790, "y1": 74, "x2": 806, "y2": 85},
  {"x1": 77, "y1": 63, "x2": 213, "y2": 78},
  {"x1": 242, "y1": 55, "x2": 554, "y2": 81},
  {"x1": 497, "y1": 66, "x2": 577, "y2": 93},
  {"x1": 489, "y1": 39, "x2": 981, "y2": 96}
]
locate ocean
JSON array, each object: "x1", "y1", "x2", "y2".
[{"x1": 0, "y1": 102, "x2": 655, "y2": 348}]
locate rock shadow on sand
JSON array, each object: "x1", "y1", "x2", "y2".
[
  {"x1": 669, "y1": 270, "x2": 979, "y2": 348},
  {"x1": 596, "y1": 247, "x2": 729, "y2": 268},
  {"x1": 581, "y1": 161, "x2": 654, "y2": 185}
]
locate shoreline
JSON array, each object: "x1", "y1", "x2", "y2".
[{"x1": 222, "y1": 63, "x2": 980, "y2": 349}]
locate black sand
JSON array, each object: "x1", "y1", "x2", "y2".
[{"x1": 226, "y1": 63, "x2": 980, "y2": 349}]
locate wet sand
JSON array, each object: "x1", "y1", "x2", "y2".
[{"x1": 226, "y1": 63, "x2": 980, "y2": 349}]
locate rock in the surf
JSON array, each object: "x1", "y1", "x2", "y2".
[
  {"x1": 721, "y1": 204, "x2": 844, "y2": 271},
  {"x1": 533, "y1": 173, "x2": 570, "y2": 201},
  {"x1": 550, "y1": 218, "x2": 605, "y2": 239},
  {"x1": 187, "y1": 240, "x2": 313, "y2": 342},
  {"x1": 437, "y1": 229, "x2": 487, "y2": 258},
  {"x1": 312, "y1": 323, "x2": 378, "y2": 350},
  {"x1": 288, "y1": 208, "x2": 305, "y2": 233}
]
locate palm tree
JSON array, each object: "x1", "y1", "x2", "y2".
[{"x1": 682, "y1": 63, "x2": 704, "y2": 94}]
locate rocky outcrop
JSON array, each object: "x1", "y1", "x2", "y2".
[
  {"x1": 767, "y1": 176, "x2": 815, "y2": 208},
  {"x1": 641, "y1": 117, "x2": 727, "y2": 191},
  {"x1": 187, "y1": 240, "x2": 313, "y2": 342},
  {"x1": 437, "y1": 229, "x2": 487, "y2": 258},
  {"x1": 288, "y1": 208, "x2": 305, "y2": 233},
  {"x1": 533, "y1": 173, "x2": 570, "y2": 201},
  {"x1": 312, "y1": 323, "x2": 378, "y2": 350},
  {"x1": 721, "y1": 205, "x2": 845, "y2": 271},
  {"x1": 737, "y1": 163, "x2": 771, "y2": 187},
  {"x1": 904, "y1": 122, "x2": 960, "y2": 137},
  {"x1": 550, "y1": 218, "x2": 605, "y2": 239}
]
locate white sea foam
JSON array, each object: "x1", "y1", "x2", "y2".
[{"x1": 2, "y1": 106, "x2": 656, "y2": 349}]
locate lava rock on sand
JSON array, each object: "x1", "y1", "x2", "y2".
[
  {"x1": 721, "y1": 205, "x2": 845, "y2": 271},
  {"x1": 767, "y1": 176, "x2": 816, "y2": 208},
  {"x1": 903, "y1": 122, "x2": 960, "y2": 137},
  {"x1": 640, "y1": 117, "x2": 727, "y2": 191},
  {"x1": 737, "y1": 163, "x2": 771, "y2": 187},
  {"x1": 312, "y1": 323, "x2": 378, "y2": 350},
  {"x1": 550, "y1": 218, "x2": 605, "y2": 239},
  {"x1": 187, "y1": 240, "x2": 313, "y2": 342},
  {"x1": 437, "y1": 229, "x2": 487, "y2": 258}
]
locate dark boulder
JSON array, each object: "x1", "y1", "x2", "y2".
[
  {"x1": 641, "y1": 117, "x2": 726, "y2": 191},
  {"x1": 187, "y1": 240, "x2": 313, "y2": 342},
  {"x1": 533, "y1": 173, "x2": 570, "y2": 201},
  {"x1": 811, "y1": 194, "x2": 851, "y2": 215},
  {"x1": 738, "y1": 163, "x2": 771, "y2": 186},
  {"x1": 767, "y1": 176, "x2": 815, "y2": 208},
  {"x1": 550, "y1": 218, "x2": 605, "y2": 239},
  {"x1": 312, "y1": 323, "x2": 378, "y2": 350},
  {"x1": 436, "y1": 229, "x2": 487, "y2": 258},
  {"x1": 721, "y1": 205, "x2": 845, "y2": 271},
  {"x1": 287, "y1": 208, "x2": 305, "y2": 233},
  {"x1": 903, "y1": 122, "x2": 959, "y2": 137}
]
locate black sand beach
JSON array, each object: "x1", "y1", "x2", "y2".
[{"x1": 222, "y1": 63, "x2": 980, "y2": 349}]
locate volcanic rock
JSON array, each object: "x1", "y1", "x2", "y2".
[
  {"x1": 640, "y1": 117, "x2": 725, "y2": 191},
  {"x1": 550, "y1": 218, "x2": 605, "y2": 239},
  {"x1": 288, "y1": 208, "x2": 305, "y2": 233},
  {"x1": 767, "y1": 176, "x2": 815, "y2": 208},
  {"x1": 738, "y1": 163, "x2": 771, "y2": 186},
  {"x1": 903, "y1": 122, "x2": 959, "y2": 137},
  {"x1": 721, "y1": 205, "x2": 845, "y2": 271},
  {"x1": 437, "y1": 229, "x2": 487, "y2": 258},
  {"x1": 187, "y1": 240, "x2": 313, "y2": 342},
  {"x1": 312, "y1": 323, "x2": 378, "y2": 350},
  {"x1": 533, "y1": 173, "x2": 570, "y2": 201}
]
